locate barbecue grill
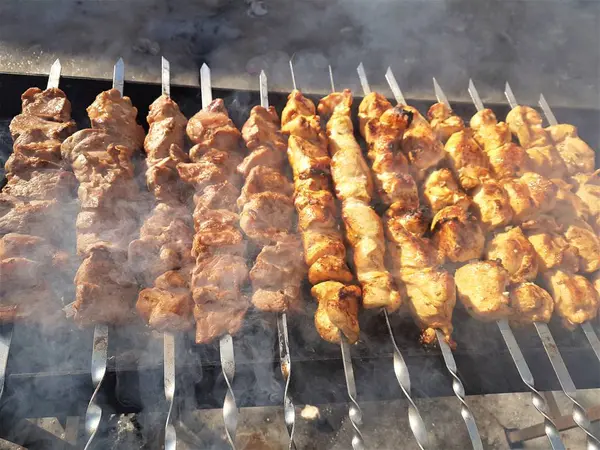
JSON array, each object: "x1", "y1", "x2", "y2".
[{"x1": 1, "y1": 63, "x2": 600, "y2": 450}]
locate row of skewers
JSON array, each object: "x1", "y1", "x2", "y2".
[{"x1": 1, "y1": 58, "x2": 600, "y2": 450}]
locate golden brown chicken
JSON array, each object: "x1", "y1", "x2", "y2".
[
  {"x1": 422, "y1": 168, "x2": 469, "y2": 214},
  {"x1": 427, "y1": 102, "x2": 465, "y2": 144},
  {"x1": 402, "y1": 105, "x2": 446, "y2": 179},
  {"x1": 471, "y1": 180, "x2": 514, "y2": 230},
  {"x1": 572, "y1": 171, "x2": 600, "y2": 226},
  {"x1": 558, "y1": 218, "x2": 600, "y2": 273},
  {"x1": 282, "y1": 90, "x2": 358, "y2": 343},
  {"x1": 502, "y1": 172, "x2": 557, "y2": 223},
  {"x1": 506, "y1": 105, "x2": 566, "y2": 179},
  {"x1": 431, "y1": 205, "x2": 485, "y2": 263},
  {"x1": 443, "y1": 129, "x2": 491, "y2": 190},
  {"x1": 455, "y1": 260, "x2": 512, "y2": 321},
  {"x1": 522, "y1": 216, "x2": 579, "y2": 273},
  {"x1": 542, "y1": 269, "x2": 599, "y2": 328},
  {"x1": 546, "y1": 124, "x2": 596, "y2": 175},
  {"x1": 485, "y1": 226, "x2": 538, "y2": 283},
  {"x1": 319, "y1": 90, "x2": 401, "y2": 312},
  {"x1": 509, "y1": 282, "x2": 554, "y2": 324}
]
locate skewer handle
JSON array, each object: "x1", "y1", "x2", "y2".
[
  {"x1": 497, "y1": 320, "x2": 565, "y2": 450},
  {"x1": 383, "y1": 310, "x2": 429, "y2": 449},
  {"x1": 277, "y1": 313, "x2": 296, "y2": 450},
  {"x1": 220, "y1": 334, "x2": 238, "y2": 449},
  {"x1": 164, "y1": 332, "x2": 176, "y2": 450},
  {"x1": 435, "y1": 329, "x2": 483, "y2": 450},
  {"x1": 84, "y1": 324, "x2": 108, "y2": 450},
  {"x1": 340, "y1": 336, "x2": 366, "y2": 450},
  {"x1": 534, "y1": 322, "x2": 600, "y2": 446}
]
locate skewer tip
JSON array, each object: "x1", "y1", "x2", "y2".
[
  {"x1": 288, "y1": 59, "x2": 297, "y2": 91},
  {"x1": 259, "y1": 69, "x2": 267, "y2": 79},
  {"x1": 328, "y1": 65, "x2": 335, "y2": 93},
  {"x1": 384, "y1": 66, "x2": 393, "y2": 78},
  {"x1": 504, "y1": 81, "x2": 518, "y2": 108}
]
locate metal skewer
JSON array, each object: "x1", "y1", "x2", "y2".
[
  {"x1": 84, "y1": 58, "x2": 123, "y2": 450},
  {"x1": 258, "y1": 69, "x2": 297, "y2": 450},
  {"x1": 536, "y1": 92, "x2": 600, "y2": 365},
  {"x1": 373, "y1": 64, "x2": 482, "y2": 450},
  {"x1": 200, "y1": 62, "x2": 238, "y2": 450},
  {"x1": 335, "y1": 65, "x2": 428, "y2": 450},
  {"x1": 289, "y1": 58, "x2": 365, "y2": 450},
  {"x1": 467, "y1": 78, "x2": 599, "y2": 448},
  {"x1": 432, "y1": 77, "x2": 565, "y2": 450},
  {"x1": 160, "y1": 56, "x2": 178, "y2": 450}
]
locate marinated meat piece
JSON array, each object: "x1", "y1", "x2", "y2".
[
  {"x1": 357, "y1": 92, "x2": 392, "y2": 133},
  {"x1": 427, "y1": 102, "x2": 465, "y2": 143},
  {"x1": 401, "y1": 105, "x2": 445, "y2": 179},
  {"x1": 241, "y1": 105, "x2": 287, "y2": 154},
  {"x1": 0, "y1": 286, "x2": 60, "y2": 324},
  {"x1": 431, "y1": 204, "x2": 485, "y2": 263},
  {"x1": 237, "y1": 145, "x2": 286, "y2": 177},
  {"x1": 193, "y1": 303, "x2": 248, "y2": 345},
  {"x1": 422, "y1": 168, "x2": 469, "y2": 213},
  {"x1": 73, "y1": 246, "x2": 138, "y2": 325},
  {"x1": 86, "y1": 88, "x2": 145, "y2": 150},
  {"x1": 0, "y1": 257, "x2": 45, "y2": 291},
  {"x1": 312, "y1": 281, "x2": 361, "y2": 344},
  {"x1": 509, "y1": 282, "x2": 554, "y2": 324},
  {"x1": 455, "y1": 260, "x2": 512, "y2": 321},
  {"x1": 61, "y1": 129, "x2": 116, "y2": 164},
  {"x1": 250, "y1": 238, "x2": 305, "y2": 313},
  {"x1": 4, "y1": 151, "x2": 64, "y2": 175},
  {"x1": 239, "y1": 192, "x2": 295, "y2": 244},
  {"x1": 443, "y1": 129, "x2": 490, "y2": 190},
  {"x1": 21, "y1": 87, "x2": 73, "y2": 122},
  {"x1": 471, "y1": 180, "x2": 513, "y2": 230},
  {"x1": 10, "y1": 113, "x2": 76, "y2": 142},
  {"x1": 3, "y1": 170, "x2": 77, "y2": 201},
  {"x1": 559, "y1": 218, "x2": 600, "y2": 273},
  {"x1": 237, "y1": 166, "x2": 293, "y2": 210},
  {"x1": 145, "y1": 95, "x2": 188, "y2": 164},
  {"x1": 523, "y1": 216, "x2": 579, "y2": 273},
  {"x1": 0, "y1": 196, "x2": 73, "y2": 240},
  {"x1": 486, "y1": 227, "x2": 538, "y2": 283},
  {"x1": 187, "y1": 99, "x2": 242, "y2": 151},
  {"x1": 76, "y1": 207, "x2": 139, "y2": 255},
  {"x1": 542, "y1": 269, "x2": 599, "y2": 328},
  {"x1": 546, "y1": 124, "x2": 595, "y2": 175},
  {"x1": 137, "y1": 286, "x2": 193, "y2": 331},
  {"x1": 470, "y1": 109, "x2": 512, "y2": 153}
]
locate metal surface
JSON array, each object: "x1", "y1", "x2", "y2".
[
  {"x1": 356, "y1": 63, "x2": 371, "y2": 96},
  {"x1": 112, "y1": 58, "x2": 124, "y2": 97},
  {"x1": 432, "y1": 77, "x2": 451, "y2": 110},
  {"x1": 436, "y1": 329, "x2": 483, "y2": 450},
  {"x1": 200, "y1": 62, "x2": 238, "y2": 449},
  {"x1": 535, "y1": 322, "x2": 600, "y2": 448},
  {"x1": 497, "y1": 320, "x2": 565, "y2": 450},
  {"x1": 47, "y1": 59, "x2": 61, "y2": 90},
  {"x1": 84, "y1": 324, "x2": 108, "y2": 450},
  {"x1": 0, "y1": 324, "x2": 13, "y2": 402},
  {"x1": 467, "y1": 79, "x2": 485, "y2": 112},
  {"x1": 436, "y1": 77, "x2": 564, "y2": 449},
  {"x1": 220, "y1": 334, "x2": 238, "y2": 449},
  {"x1": 384, "y1": 66, "x2": 406, "y2": 106},
  {"x1": 161, "y1": 56, "x2": 170, "y2": 98},
  {"x1": 539, "y1": 94, "x2": 559, "y2": 126},
  {"x1": 340, "y1": 335, "x2": 365, "y2": 450},
  {"x1": 277, "y1": 313, "x2": 296, "y2": 450}
]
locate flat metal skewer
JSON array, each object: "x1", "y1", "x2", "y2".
[
  {"x1": 200, "y1": 62, "x2": 238, "y2": 450},
  {"x1": 84, "y1": 58, "x2": 123, "y2": 450},
  {"x1": 161, "y1": 56, "x2": 177, "y2": 450},
  {"x1": 433, "y1": 77, "x2": 565, "y2": 449},
  {"x1": 290, "y1": 59, "x2": 364, "y2": 450},
  {"x1": 467, "y1": 78, "x2": 599, "y2": 447},
  {"x1": 536, "y1": 93, "x2": 600, "y2": 366},
  {"x1": 376, "y1": 65, "x2": 482, "y2": 450},
  {"x1": 259, "y1": 69, "x2": 297, "y2": 450},
  {"x1": 340, "y1": 65, "x2": 428, "y2": 450}
]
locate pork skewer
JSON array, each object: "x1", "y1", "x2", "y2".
[
  {"x1": 322, "y1": 66, "x2": 428, "y2": 450},
  {"x1": 357, "y1": 64, "x2": 482, "y2": 450},
  {"x1": 468, "y1": 80, "x2": 600, "y2": 447},
  {"x1": 432, "y1": 79, "x2": 566, "y2": 450},
  {"x1": 285, "y1": 59, "x2": 364, "y2": 450},
  {"x1": 0, "y1": 58, "x2": 66, "y2": 403},
  {"x1": 504, "y1": 84, "x2": 600, "y2": 365}
]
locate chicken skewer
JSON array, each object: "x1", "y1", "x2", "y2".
[
  {"x1": 321, "y1": 66, "x2": 428, "y2": 450},
  {"x1": 364, "y1": 64, "x2": 482, "y2": 450},
  {"x1": 285, "y1": 59, "x2": 364, "y2": 450},
  {"x1": 504, "y1": 84, "x2": 600, "y2": 365},
  {"x1": 432, "y1": 79, "x2": 566, "y2": 450},
  {"x1": 237, "y1": 70, "x2": 301, "y2": 449},
  {"x1": 0, "y1": 58, "x2": 67, "y2": 403},
  {"x1": 468, "y1": 80, "x2": 600, "y2": 447}
]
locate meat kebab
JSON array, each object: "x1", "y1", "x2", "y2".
[{"x1": 1, "y1": 84, "x2": 78, "y2": 322}]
